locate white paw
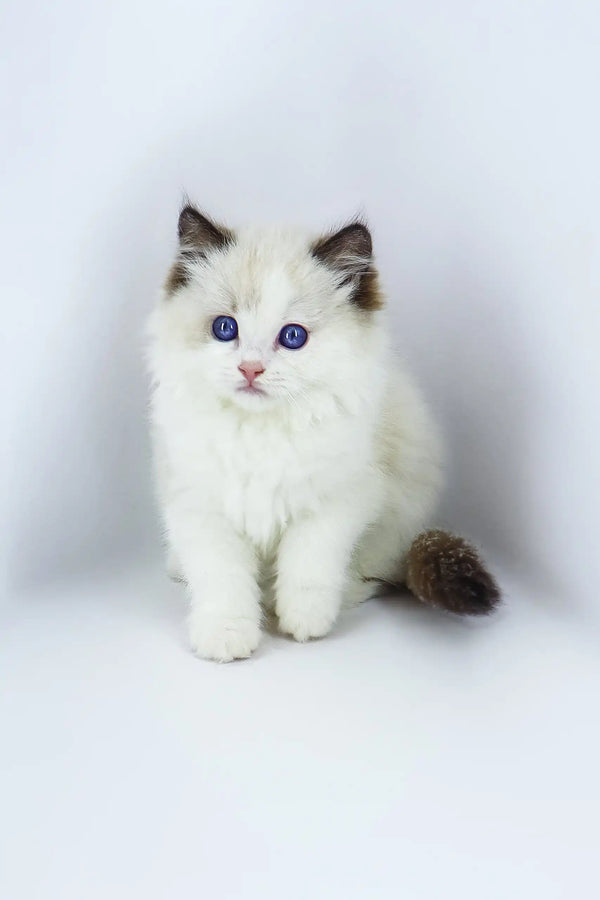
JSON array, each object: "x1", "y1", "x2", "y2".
[
  {"x1": 277, "y1": 590, "x2": 338, "y2": 642},
  {"x1": 188, "y1": 613, "x2": 261, "y2": 662}
]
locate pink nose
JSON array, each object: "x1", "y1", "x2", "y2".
[{"x1": 238, "y1": 361, "x2": 265, "y2": 386}]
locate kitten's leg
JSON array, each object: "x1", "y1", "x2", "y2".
[
  {"x1": 276, "y1": 497, "x2": 371, "y2": 642},
  {"x1": 166, "y1": 505, "x2": 261, "y2": 662},
  {"x1": 343, "y1": 573, "x2": 384, "y2": 608}
]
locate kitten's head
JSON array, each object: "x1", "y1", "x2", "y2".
[{"x1": 154, "y1": 205, "x2": 386, "y2": 415}]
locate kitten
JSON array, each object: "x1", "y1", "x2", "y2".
[{"x1": 147, "y1": 205, "x2": 500, "y2": 662}]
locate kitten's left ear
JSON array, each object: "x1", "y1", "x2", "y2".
[{"x1": 311, "y1": 222, "x2": 383, "y2": 311}]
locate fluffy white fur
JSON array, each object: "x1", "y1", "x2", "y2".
[{"x1": 148, "y1": 220, "x2": 443, "y2": 661}]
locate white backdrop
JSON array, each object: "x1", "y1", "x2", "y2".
[
  {"x1": 3, "y1": 5, "x2": 600, "y2": 898},
  {"x1": 2, "y1": 0, "x2": 599, "y2": 614}
]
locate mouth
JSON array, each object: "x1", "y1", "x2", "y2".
[{"x1": 236, "y1": 384, "x2": 266, "y2": 397}]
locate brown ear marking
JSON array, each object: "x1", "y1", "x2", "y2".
[
  {"x1": 406, "y1": 530, "x2": 501, "y2": 616},
  {"x1": 177, "y1": 205, "x2": 234, "y2": 250},
  {"x1": 164, "y1": 204, "x2": 234, "y2": 295},
  {"x1": 312, "y1": 221, "x2": 373, "y2": 266},
  {"x1": 164, "y1": 258, "x2": 191, "y2": 294},
  {"x1": 311, "y1": 221, "x2": 384, "y2": 312}
]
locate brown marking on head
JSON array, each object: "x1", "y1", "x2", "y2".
[
  {"x1": 406, "y1": 529, "x2": 501, "y2": 616},
  {"x1": 164, "y1": 204, "x2": 235, "y2": 295},
  {"x1": 164, "y1": 258, "x2": 190, "y2": 294},
  {"x1": 311, "y1": 221, "x2": 384, "y2": 312}
]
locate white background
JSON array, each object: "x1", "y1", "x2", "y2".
[{"x1": 1, "y1": 2, "x2": 599, "y2": 898}]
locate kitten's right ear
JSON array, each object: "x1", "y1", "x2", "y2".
[
  {"x1": 177, "y1": 205, "x2": 234, "y2": 253},
  {"x1": 165, "y1": 204, "x2": 234, "y2": 295}
]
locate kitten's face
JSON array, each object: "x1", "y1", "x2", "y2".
[{"x1": 158, "y1": 207, "x2": 384, "y2": 414}]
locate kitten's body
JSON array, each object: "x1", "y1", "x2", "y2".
[{"x1": 148, "y1": 209, "x2": 498, "y2": 661}]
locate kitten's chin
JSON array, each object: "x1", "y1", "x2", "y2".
[{"x1": 229, "y1": 385, "x2": 273, "y2": 411}]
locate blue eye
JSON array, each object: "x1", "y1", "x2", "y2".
[
  {"x1": 278, "y1": 323, "x2": 308, "y2": 350},
  {"x1": 212, "y1": 315, "x2": 238, "y2": 342}
]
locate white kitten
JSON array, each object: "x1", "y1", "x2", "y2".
[{"x1": 147, "y1": 207, "x2": 499, "y2": 662}]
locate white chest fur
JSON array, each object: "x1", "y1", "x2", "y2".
[{"x1": 157, "y1": 388, "x2": 376, "y2": 550}]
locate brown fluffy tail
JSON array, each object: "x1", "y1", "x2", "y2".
[{"x1": 406, "y1": 530, "x2": 500, "y2": 616}]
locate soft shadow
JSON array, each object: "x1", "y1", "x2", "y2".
[{"x1": 395, "y1": 253, "x2": 574, "y2": 616}]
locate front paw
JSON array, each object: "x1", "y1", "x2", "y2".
[
  {"x1": 188, "y1": 612, "x2": 261, "y2": 662},
  {"x1": 276, "y1": 589, "x2": 338, "y2": 642}
]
